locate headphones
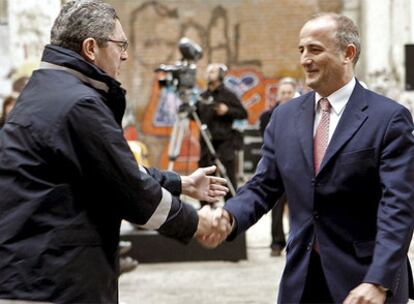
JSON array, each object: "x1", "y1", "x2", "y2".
[{"x1": 207, "y1": 63, "x2": 228, "y2": 81}]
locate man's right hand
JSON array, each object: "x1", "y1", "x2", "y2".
[
  {"x1": 194, "y1": 206, "x2": 232, "y2": 248},
  {"x1": 343, "y1": 283, "x2": 386, "y2": 304}
]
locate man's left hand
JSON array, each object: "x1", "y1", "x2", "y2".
[
  {"x1": 343, "y1": 283, "x2": 386, "y2": 304},
  {"x1": 181, "y1": 166, "x2": 228, "y2": 202}
]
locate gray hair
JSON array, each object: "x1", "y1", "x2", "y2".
[
  {"x1": 278, "y1": 77, "x2": 297, "y2": 89},
  {"x1": 310, "y1": 13, "x2": 361, "y2": 65},
  {"x1": 50, "y1": 0, "x2": 118, "y2": 54}
]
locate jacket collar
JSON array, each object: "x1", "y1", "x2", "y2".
[
  {"x1": 295, "y1": 80, "x2": 369, "y2": 176},
  {"x1": 319, "y1": 81, "x2": 368, "y2": 174},
  {"x1": 39, "y1": 44, "x2": 126, "y2": 126}
]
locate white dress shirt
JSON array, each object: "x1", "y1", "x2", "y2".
[{"x1": 313, "y1": 77, "x2": 356, "y2": 143}]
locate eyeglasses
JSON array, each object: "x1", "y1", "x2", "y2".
[{"x1": 105, "y1": 39, "x2": 128, "y2": 52}]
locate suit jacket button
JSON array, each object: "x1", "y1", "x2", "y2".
[{"x1": 313, "y1": 211, "x2": 319, "y2": 219}]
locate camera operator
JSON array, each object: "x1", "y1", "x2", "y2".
[{"x1": 197, "y1": 63, "x2": 248, "y2": 203}]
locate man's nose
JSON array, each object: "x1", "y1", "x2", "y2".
[
  {"x1": 121, "y1": 50, "x2": 128, "y2": 61},
  {"x1": 300, "y1": 50, "x2": 311, "y2": 66},
  {"x1": 301, "y1": 55, "x2": 312, "y2": 67}
]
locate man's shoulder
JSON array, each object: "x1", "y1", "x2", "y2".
[
  {"x1": 17, "y1": 71, "x2": 105, "y2": 125},
  {"x1": 221, "y1": 85, "x2": 240, "y2": 98},
  {"x1": 276, "y1": 91, "x2": 313, "y2": 112},
  {"x1": 31, "y1": 68, "x2": 103, "y2": 102},
  {"x1": 363, "y1": 88, "x2": 408, "y2": 113}
]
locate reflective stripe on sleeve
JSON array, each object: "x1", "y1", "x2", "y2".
[
  {"x1": 137, "y1": 187, "x2": 172, "y2": 230},
  {"x1": 138, "y1": 165, "x2": 148, "y2": 174}
]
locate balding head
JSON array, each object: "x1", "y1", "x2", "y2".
[{"x1": 305, "y1": 13, "x2": 360, "y2": 65}]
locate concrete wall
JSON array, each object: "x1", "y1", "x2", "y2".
[{"x1": 358, "y1": 0, "x2": 414, "y2": 112}]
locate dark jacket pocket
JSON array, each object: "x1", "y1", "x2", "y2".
[{"x1": 339, "y1": 148, "x2": 375, "y2": 164}]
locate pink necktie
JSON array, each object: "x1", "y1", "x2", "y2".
[{"x1": 314, "y1": 98, "x2": 331, "y2": 173}]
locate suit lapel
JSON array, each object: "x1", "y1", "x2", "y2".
[
  {"x1": 318, "y1": 81, "x2": 369, "y2": 174},
  {"x1": 295, "y1": 93, "x2": 316, "y2": 173}
]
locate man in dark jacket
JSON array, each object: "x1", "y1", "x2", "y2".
[
  {"x1": 197, "y1": 63, "x2": 248, "y2": 201},
  {"x1": 258, "y1": 77, "x2": 297, "y2": 257},
  {"x1": 0, "y1": 1, "x2": 229, "y2": 303}
]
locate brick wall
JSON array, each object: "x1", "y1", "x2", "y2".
[{"x1": 108, "y1": 0, "x2": 343, "y2": 170}]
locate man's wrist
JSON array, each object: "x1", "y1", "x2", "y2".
[
  {"x1": 222, "y1": 209, "x2": 235, "y2": 232},
  {"x1": 376, "y1": 284, "x2": 388, "y2": 293},
  {"x1": 180, "y1": 176, "x2": 192, "y2": 196}
]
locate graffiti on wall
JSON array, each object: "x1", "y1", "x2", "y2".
[
  {"x1": 128, "y1": 1, "x2": 290, "y2": 169},
  {"x1": 142, "y1": 67, "x2": 280, "y2": 170},
  {"x1": 129, "y1": 2, "x2": 262, "y2": 69}
]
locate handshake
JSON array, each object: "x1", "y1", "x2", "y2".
[
  {"x1": 180, "y1": 165, "x2": 234, "y2": 248},
  {"x1": 194, "y1": 206, "x2": 233, "y2": 248}
]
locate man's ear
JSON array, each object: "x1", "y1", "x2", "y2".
[
  {"x1": 343, "y1": 44, "x2": 356, "y2": 64},
  {"x1": 81, "y1": 38, "x2": 98, "y2": 63}
]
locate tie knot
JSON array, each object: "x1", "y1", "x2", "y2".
[{"x1": 319, "y1": 98, "x2": 331, "y2": 112}]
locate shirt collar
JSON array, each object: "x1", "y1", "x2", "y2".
[{"x1": 315, "y1": 77, "x2": 356, "y2": 115}]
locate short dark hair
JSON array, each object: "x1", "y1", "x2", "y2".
[{"x1": 50, "y1": 0, "x2": 118, "y2": 54}]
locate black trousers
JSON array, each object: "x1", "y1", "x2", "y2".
[
  {"x1": 300, "y1": 250, "x2": 334, "y2": 303},
  {"x1": 271, "y1": 194, "x2": 287, "y2": 249}
]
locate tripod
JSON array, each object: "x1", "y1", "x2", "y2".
[{"x1": 167, "y1": 91, "x2": 236, "y2": 197}]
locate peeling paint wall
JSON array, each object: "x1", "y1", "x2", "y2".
[
  {"x1": 1, "y1": 0, "x2": 60, "y2": 101},
  {"x1": 9, "y1": 0, "x2": 60, "y2": 67}
]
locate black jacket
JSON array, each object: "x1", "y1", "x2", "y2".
[
  {"x1": 259, "y1": 103, "x2": 279, "y2": 137},
  {"x1": 0, "y1": 45, "x2": 198, "y2": 303},
  {"x1": 198, "y1": 84, "x2": 247, "y2": 141}
]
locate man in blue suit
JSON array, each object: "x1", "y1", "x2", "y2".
[{"x1": 202, "y1": 13, "x2": 414, "y2": 303}]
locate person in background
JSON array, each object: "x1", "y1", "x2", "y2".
[
  {"x1": 0, "y1": 94, "x2": 17, "y2": 129},
  {"x1": 197, "y1": 63, "x2": 248, "y2": 203},
  {"x1": 259, "y1": 77, "x2": 298, "y2": 136},
  {"x1": 11, "y1": 76, "x2": 29, "y2": 94},
  {"x1": 0, "y1": 1, "x2": 230, "y2": 302},
  {"x1": 259, "y1": 77, "x2": 297, "y2": 257},
  {"x1": 0, "y1": 75, "x2": 29, "y2": 130}
]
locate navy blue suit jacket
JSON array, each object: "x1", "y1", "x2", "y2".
[{"x1": 224, "y1": 81, "x2": 414, "y2": 303}]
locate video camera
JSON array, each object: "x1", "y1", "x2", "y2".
[{"x1": 155, "y1": 37, "x2": 203, "y2": 93}]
